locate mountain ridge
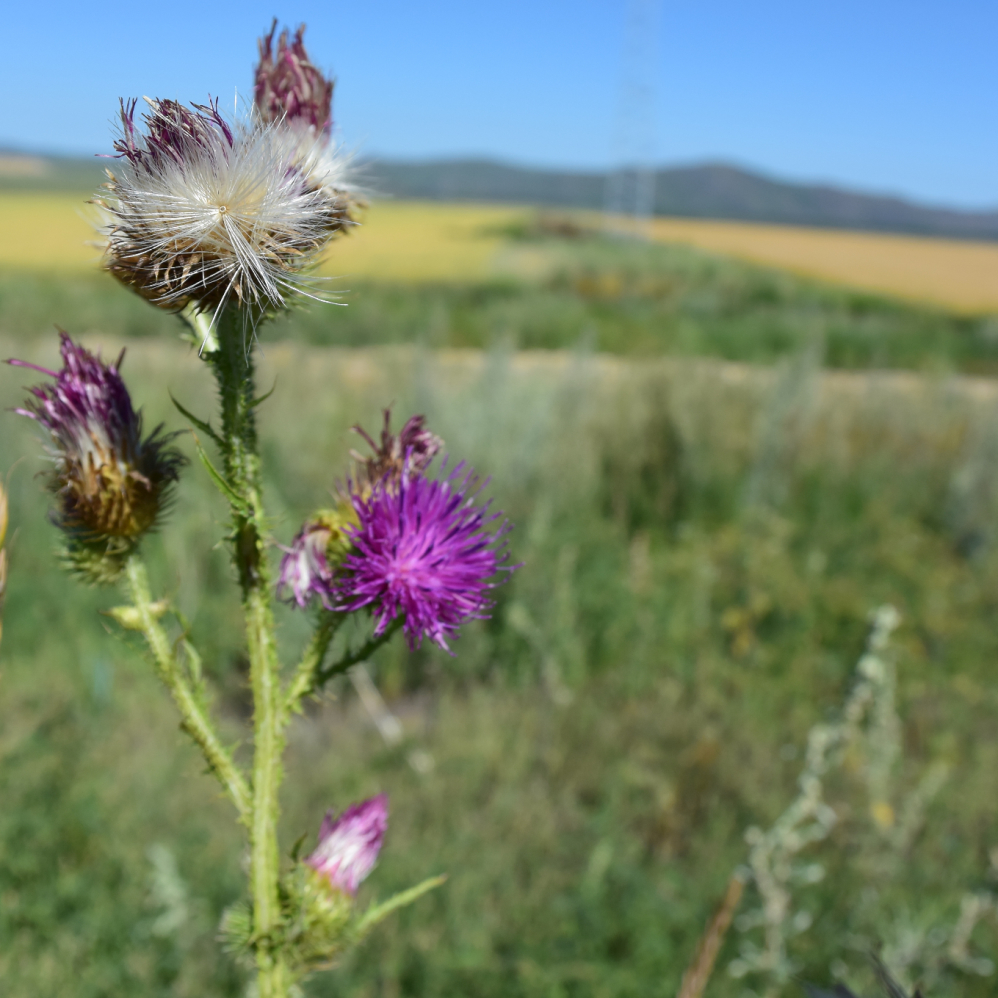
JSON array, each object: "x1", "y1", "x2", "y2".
[
  {"x1": 363, "y1": 158, "x2": 998, "y2": 241},
  {"x1": 4, "y1": 148, "x2": 998, "y2": 241}
]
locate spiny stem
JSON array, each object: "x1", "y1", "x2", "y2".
[
  {"x1": 123, "y1": 555, "x2": 251, "y2": 819},
  {"x1": 210, "y1": 309, "x2": 288, "y2": 995},
  {"x1": 284, "y1": 611, "x2": 346, "y2": 716},
  {"x1": 314, "y1": 615, "x2": 404, "y2": 688}
]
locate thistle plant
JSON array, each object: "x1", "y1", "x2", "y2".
[{"x1": 10, "y1": 23, "x2": 517, "y2": 998}]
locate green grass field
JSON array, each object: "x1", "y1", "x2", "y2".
[
  {"x1": 3, "y1": 215, "x2": 998, "y2": 997},
  {"x1": 3, "y1": 220, "x2": 998, "y2": 375}
]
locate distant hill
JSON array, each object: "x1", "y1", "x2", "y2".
[
  {"x1": 0, "y1": 150, "x2": 107, "y2": 192},
  {"x1": 364, "y1": 159, "x2": 998, "y2": 242},
  {"x1": 5, "y1": 147, "x2": 998, "y2": 242}
]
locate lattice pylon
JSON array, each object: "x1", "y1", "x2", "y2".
[{"x1": 605, "y1": 0, "x2": 661, "y2": 239}]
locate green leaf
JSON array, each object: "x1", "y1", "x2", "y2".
[
  {"x1": 249, "y1": 380, "x2": 277, "y2": 409},
  {"x1": 191, "y1": 434, "x2": 249, "y2": 514},
  {"x1": 181, "y1": 638, "x2": 203, "y2": 685},
  {"x1": 352, "y1": 875, "x2": 447, "y2": 939},
  {"x1": 170, "y1": 393, "x2": 221, "y2": 445},
  {"x1": 289, "y1": 832, "x2": 309, "y2": 862}
]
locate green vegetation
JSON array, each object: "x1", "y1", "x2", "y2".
[
  {"x1": 3, "y1": 330, "x2": 998, "y2": 996},
  {"x1": 3, "y1": 230, "x2": 998, "y2": 996},
  {"x1": 2, "y1": 228, "x2": 997, "y2": 372},
  {"x1": 0, "y1": 157, "x2": 104, "y2": 194}
]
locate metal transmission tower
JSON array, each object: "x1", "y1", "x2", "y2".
[{"x1": 605, "y1": 0, "x2": 662, "y2": 238}]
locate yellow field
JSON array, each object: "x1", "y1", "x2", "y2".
[
  {"x1": 320, "y1": 202, "x2": 521, "y2": 281},
  {"x1": 0, "y1": 193, "x2": 104, "y2": 272},
  {"x1": 2, "y1": 190, "x2": 998, "y2": 312},
  {"x1": 650, "y1": 217, "x2": 998, "y2": 313},
  {"x1": 0, "y1": 193, "x2": 522, "y2": 283}
]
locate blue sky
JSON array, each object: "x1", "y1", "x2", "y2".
[{"x1": 4, "y1": 0, "x2": 996, "y2": 207}]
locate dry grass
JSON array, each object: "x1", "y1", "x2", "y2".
[{"x1": 650, "y1": 216, "x2": 998, "y2": 314}]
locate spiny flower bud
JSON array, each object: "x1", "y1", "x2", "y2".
[
  {"x1": 350, "y1": 409, "x2": 443, "y2": 495},
  {"x1": 277, "y1": 505, "x2": 357, "y2": 609},
  {"x1": 96, "y1": 96, "x2": 353, "y2": 317},
  {"x1": 305, "y1": 794, "x2": 388, "y2": 895},
  {"x1": 255, "y1": 21, "x2": 334, "y2": 136},
  {"x1": 335, "y1": 461, "x2": 518, "y2": 651},
  {"x1": 10, "y1": 334, "x2": 184, "y2": 556}
]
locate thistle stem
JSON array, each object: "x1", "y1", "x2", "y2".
[
  {"x1": 314, "y1": 615, "x2": 404, "y2": 688},
  {"x1": 284, "y1": 611, "x2": 346, "y2": 716},
  {"x1": 210, "y1": 310, "x2": 288, "y2": 996},
  {"x1": 123, "y1": 555, "x2": 251, "y2": 819}
]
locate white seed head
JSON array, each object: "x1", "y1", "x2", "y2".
[{"x1": 95, "y1": 98, "x2": 356, "y2": 316}]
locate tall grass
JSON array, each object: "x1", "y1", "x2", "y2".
[{"x1": 3, "y1": 331, "x2": 998, "y2": 995}]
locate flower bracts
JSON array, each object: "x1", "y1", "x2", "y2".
[
  {"x1": 11, "y1": 334, "x2": 184, "y2": 577},
  {"x1": 277, "y1": 505, "x2": 357, "y2": 609}
]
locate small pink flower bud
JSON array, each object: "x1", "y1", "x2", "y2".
[
  {"x1": 255, "y1": 21, "x2": 334, "y2": 136},
  {"x1": 305, "y1": 794, "x2": 388, "y2": 895}
]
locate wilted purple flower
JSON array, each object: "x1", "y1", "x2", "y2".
[
  {"x1": 334, "y1": 462, "x2": 517, "y2": 651},
  {"x1": 96, "y1": 95, "x2": 353, "y2": 315},
  {"x1": 255, "y1": 21, "x2": 334, "y2": 136},
  {"x1": 10, "y1": 333, "x2": 184, "y2": 540},
  {"x1": 277, "y1": 505, "x2": 357, "y2": 609},
  {"x1": 305, "y1": 794, "x2": 388, "y2": 895},
  {"x1": 278, "y1": 518, "x2": 335, "y2": 609},
  {"x1": 350, "y1": 409, "x2": 443, "y2": 494}
]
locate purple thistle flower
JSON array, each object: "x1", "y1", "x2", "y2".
[
  {"x1": 255, "y1": 21, "x2": 335, "y2": 136},
  {"x1": 334, "y1": 462, "x2": 517, "y2": 652},
  {"x1": 305, "y1": 794, "x2": 388, "y2": 895},
  {"x1": 279, "y1": 412, "x2": 444, "y2": 612},
  {"x1": 350, "y1": 409, "x2": 443, "y2": 494},
  {"x1": 10, "y1": 333, "x2": 184, "y2": 541}
]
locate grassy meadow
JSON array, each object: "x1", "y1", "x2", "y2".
[{"x1": 3, "y1": 196, "x2": 998, "y2": 997}]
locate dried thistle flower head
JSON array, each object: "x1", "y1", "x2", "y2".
[
  {"x1": 96, "y1": 97, "x2": 354, "y2": 317},
  {"x1": 10, "y1": 334, "x2": 185, "y2": 547},
  {"x1": 350, "y1": 409, "x2": 443, "y2": 494},
  {"x1": 255, "y1": 20, "x2": 334, "y2": 135}
]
